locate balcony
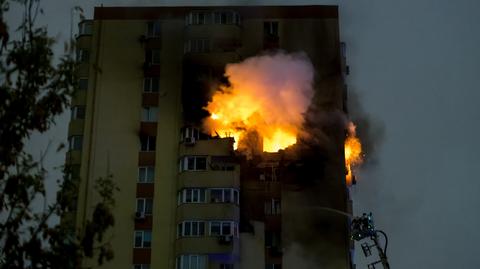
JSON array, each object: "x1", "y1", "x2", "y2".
[
  {"x1": 176, "y1": 203, "x2": 239, "y2": 221},
  {"x1": 179, "y1": 138, "x2": 234, "y2": 156},
  {"x1": 175, "y1": 236, "x2": 239, "y2": 255},
  {"x1": 178, "y1": 170, "x2": 239, "y2": 189}
]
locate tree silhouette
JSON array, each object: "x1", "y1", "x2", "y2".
[{"x1": 0, "y1": 0, "x2": 116, "y2": 267}]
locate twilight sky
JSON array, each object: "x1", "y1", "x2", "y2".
[{"x1": 11, "y1": 0, "x2": 480, "y2": 268}]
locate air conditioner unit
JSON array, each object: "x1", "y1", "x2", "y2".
[
  {"x1": 135, "y1": 212, "x2": 145, "y2": 220},
  {"x1": 184, "y1": 137, "x2": 196, "y2": 146}
]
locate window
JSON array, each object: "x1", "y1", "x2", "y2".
[
  {"x1": 78, "y1": 78, "x2": 88, "y2": 90},
  {"x1": 143, "y1": 77, "x2": 160, "y2": 93},
  {"x1": 265, "y1": 265, "x2": 281, "y2": 269},
  {"x1": 142, "y1": 107, "x2": 158, "y2": 122},
  {"x1": 145, "y1": 49, "x2": 161, "y2": 65},
  {"x1": 180, "y1": 127, "x2": 200, "y2": 142},
  {"x1": 264, "y1": 21, "x2": 279, "y2": 37},
  {"x1": 209, "y1": 221, "x2": 238, "y2": 236},
  {"x1": 66, "y1": 164, "x2": 81, "y2": 180},
  {"x1": 213, "y1": 11, "x2": 239, "y2": 25},
  {"x1": 186, "y1": 11, "x2": 212, "y2": 25},
  {"x1": 176, "y1": 255, "x2": 207, "y2": 269},
  {"x1": 177, "y1": 221, "x2": 205, "y2": 237},
  {"x1": 71, "y1": 106, "x2": 86, "y2": 120},
  {"x1": 179, "y1": 156, "x2": 207, "y2": 171},
  {"x1": 76, "y1": 49, "x2": 89, "y2": 63},
  {"x1": 146, "y1": 21, "x2": 161, "y2": 37},
  {"x1": 265, "y1": 231, "x2": 281, "y2": 248},
  {"x1": 134, "y1": 230, "x2": 152, "y2": 248},
  {"x1": 184, "y1": 39, "x2": 210, "y2": 53},
  {"x1": 69, "y1": 136, "x2": 83, "y2": 151},
  {"x1": 265, "y1": 199, "x2": 281, "y2": 215},
  {"x1": 136, "y1": 198, "x2": 153, "y2": 215},
  {"x1": 178, "y1": 189, "x2": 206, "y2": 204},
  {"x1": 210, "y1": 189, "x2": 239, "y2": 204},
  {"x1": 220, "y1": 264, "x2": 234, "y2": 269},
  {"x1": 138, "y1": 166, "x2": 155, "y2": 183},
  {"x1": 78, "y1": 21, "x2": 92, "y2": 35},
  {"x1": 140, "y1": 136, "x2": 156, "y2": 151},
  {"x1": 186, "y1": 11, "x2": 240, "y2": 26},
  {"x1": 133, "y1": 265, "x2": 150, "y2": 269}
]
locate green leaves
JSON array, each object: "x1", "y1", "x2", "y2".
[{"x1": 0, "y1": 0, "x2": 117, "y2": 268}]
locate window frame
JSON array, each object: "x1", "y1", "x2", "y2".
[
  {"x1": 78, "y1": 21, "x2": 93, "y2": 35},
  {"x1": 146, "y1": 49, "x2": 161, "y2": 65},
  {"x1": 208, "y1": 221, "x2": 238, "y2": 237},
  {"x1": 138, "y1": 166, "x2": 155, "y2": 183},
  {"x1": 177, "y1": 221, "x2": 205, "y2": 238},
  {"x1": 209, "y1": 188, "x2": 239, "y2": 204},
  {"x1": 76, "y1": 49, "x2": 90, "y2": 63},
  {"x1": 264, "y1": 21, "x2": 279, "y2": 37},
  {"x1": 140, "y1": 136, "x2": 156, "y2": 152},
  {"x1": 143, "y1": 77, "x2": 160, "y2": 93},
  {"x1": 178, "y1": 188, "x2": 206, "y2": 204},
  {"x1": 184, "y1": 39, "x2": 211, "y2": 54},
  {"x1": 176, "y1": 255, "x2": 207, "y2": 269},
  {"x1": 78, "y1": 78, "x2": 88, "y2": 90},
  {"x1": 180, "y1": 127, "x2": 200, "y2": 142},
  {"x1": 71, "y1": 106, "x2": 86, "y2": 120},
  {"x1": 179, "y1": 156, "x2": 207, "y2": 172},
  {"x1": 136, "y1": 198, "x2": 153, "y2": 216},
  {"x1": 69, "y1": 135, "x2": 83, "y2": 151},
  {"x1": 141, "y1": 106, "x2": 159, "y2": 122},
  {"x1": 146, "y1": 21, "x2": 161, "y2": 37},
  {"x1": 133, "y1": 230, "x2": 152, "y2": 248},
  {"x1": 264, "y1": 199, "x2": 281, "y2": 215}
]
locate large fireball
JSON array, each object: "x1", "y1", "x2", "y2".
[{"x1": 203, "y1": 53, "x2": 314, "y2": 153}]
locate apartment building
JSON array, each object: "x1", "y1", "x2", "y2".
[{"x1": 67, "y1": 5, "x2": 351, "y2": 269}]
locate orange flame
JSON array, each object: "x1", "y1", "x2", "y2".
[
  {"x1": 345, "y1": 122, "x2": 363, "y2": 185},
  {"x1": 203, "y1": 53, "x2": 314, "y2": 153}
]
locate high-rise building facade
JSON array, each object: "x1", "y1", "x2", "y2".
[{"x1": 67, "y1": 5, "x2": 352, "y2": 269}]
